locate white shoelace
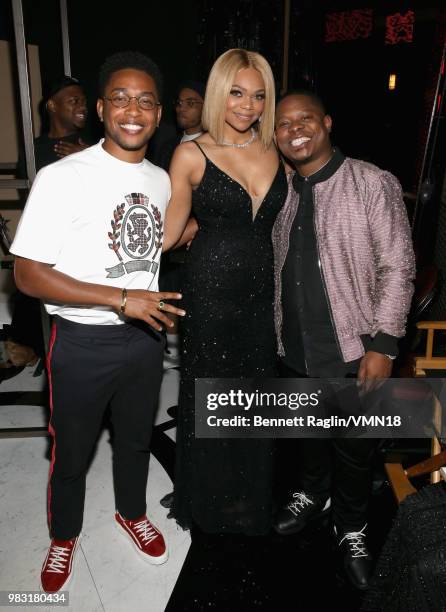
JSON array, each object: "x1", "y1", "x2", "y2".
[
  {"x1": 132, "y1": 519, "x2": 159, "y2": 544},
  {"x1": 339, "y1": 524, "x2": 368, "y2": 558},
  {"x1": 46, "y1": 545, "x2": 71, "y2": 573},
  {"x1": 287, "y1": 492, "x2": 314, "y2": 516}
]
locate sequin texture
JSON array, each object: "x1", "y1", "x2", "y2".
[
  {"x1": 172, "y1": 155, "x2": 288, "y2": 535},
  {"x1": 362, "y1": 483, "x2": 446, "y2": 611}
]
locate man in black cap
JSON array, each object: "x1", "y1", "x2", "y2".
[
  {"x1": 34, "y1": 75, "x2": 88, "y2": 170},
  {"x1": 8, "y1": 77, "x2": 88, "y2": 367}
]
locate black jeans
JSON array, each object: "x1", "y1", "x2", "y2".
[
  {"x1": 280, "y1": 362, "x2": 376, "y2": 532},
  {"x1": 47, "y1": 316, "x2": 165, "y2": 539}
]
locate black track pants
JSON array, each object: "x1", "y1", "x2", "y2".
[{"x1": 47, "y1": 316, "x2": 164, "y2": 540}]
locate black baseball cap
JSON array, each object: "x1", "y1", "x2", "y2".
[{"x1": 44, "y1": 76, "x2": 83, "y2": 102}]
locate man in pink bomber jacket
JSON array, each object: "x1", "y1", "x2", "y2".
[{"x1": 272, "y1": 91, "x2": 415, "y2": 590}]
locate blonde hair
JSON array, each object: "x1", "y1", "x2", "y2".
[{"x1": 202, "y1": 49, "x2": 276, "y2": 149}]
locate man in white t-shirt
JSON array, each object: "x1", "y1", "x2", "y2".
[{"x1": 11, "y1": 51, "x2": 185, "y2": 593}]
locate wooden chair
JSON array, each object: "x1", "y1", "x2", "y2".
[
  {"x1": 385, "y1": 320, "x2": 446, "y2": 503},
  {"x1": 413, "y1": 321, "x2": 446, "y2": 375}
]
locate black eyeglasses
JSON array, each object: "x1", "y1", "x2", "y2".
[
  {"x1": 175, "y1": 98, "x2": 203, "y2": 109},
  {"x1": 103, "y1": 94, "x2": 161, "y2": 111}
]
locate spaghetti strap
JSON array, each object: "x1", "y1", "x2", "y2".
[{"x1": 192, "y1": 140, "x2": 208, "y2": 159}]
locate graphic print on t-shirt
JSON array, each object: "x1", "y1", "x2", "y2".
[{"x1": 106, "y1": 192, "x2": 163, "y2": 286}]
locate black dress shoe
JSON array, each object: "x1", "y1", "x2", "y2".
[
  {"x1": 160, "y1": 492, "x2": 174, "y2": 509},
  {"x1": 273, "y1": 491, "x2": 331, "y2": 535},
  {"x1": 336, "y1": 524, "x2": 373, "y2": 590},
  {"x1": 166, "y1": 405, "x2": 178, "y2": 419}
]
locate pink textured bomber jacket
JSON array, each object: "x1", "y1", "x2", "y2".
[{"x1": 272, "y1": 157, "x2": 416, "y2": 363}]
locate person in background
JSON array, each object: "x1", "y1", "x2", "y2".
[
  {"x1": 157, "y1": 80, "x2": 206, "y2": 171},
  {"x1": 157, "y1": 80, "x2": 206, "y2": 370},
  {"x1": 8, "y1": 77, "x2": 89, "y2": 368},
  {"x1": 34, "y1": 75, "x2": 89, "y2": 170}
]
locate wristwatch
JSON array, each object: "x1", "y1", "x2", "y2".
[{"x1": 384, "y1": 354, "x2": 397, "y2": 360}]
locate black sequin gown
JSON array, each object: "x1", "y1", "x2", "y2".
[{"x1": 172, "y1": 144, "x2": 288, "y2": 535}]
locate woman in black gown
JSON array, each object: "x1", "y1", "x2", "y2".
[{"x1": 164, "y1": 49, "x2": 288, "y2": 535}]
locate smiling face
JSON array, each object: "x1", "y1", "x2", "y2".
[
  {"x1": 97, "y1": 68, "x2": 162, "y2": 163},
  {"x1": 275, "y1": 94, "x2": 333, "y2": 175},
  {"x1": 224, "y1": 67, "x2": 265, "y2": 135},
  {"x1": 48, "y1": 84, "x2": 87, "y2": 134}
]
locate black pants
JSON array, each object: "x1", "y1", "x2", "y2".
[
  {"x1": 280, "y1": 362, "x2": 376, "y2": 532},
  {"x1": 47, "y1": 316, "x2": 165, "y2": 540}
]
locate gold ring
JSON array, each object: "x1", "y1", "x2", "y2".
[{"x1": 158, "y1": 300, "x2": 165, "y2": 311}]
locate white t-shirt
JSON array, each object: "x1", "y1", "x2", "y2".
[{"x1": 11, "y1": 140, "x2": 170, "y2": 325}]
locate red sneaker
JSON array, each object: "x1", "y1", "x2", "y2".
[
  {"x1": 115, "y1": 512, "x2": 168, "y2": 565},
  {"x1": 41, "y1": 537, "x2": 78, "y2": 593}
]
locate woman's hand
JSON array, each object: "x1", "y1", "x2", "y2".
[{"x1": 173, "y1": 217, "x2": 199, "y2": 250}]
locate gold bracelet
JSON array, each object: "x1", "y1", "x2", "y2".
[{"x1": 120, "y1": 288, "x2": 127, "y2": 314}]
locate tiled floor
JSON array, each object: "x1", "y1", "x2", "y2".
[
  {"x1": 0, "y1": 359, "x2": 407, "y2": 612},
  {"x1": 0, "y1": 364, "x2": 189, "y2": 612}
]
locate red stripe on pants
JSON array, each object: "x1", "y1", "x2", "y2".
[{"x1": 46, "y1": 322, "x2": 57, "y2": 533}]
